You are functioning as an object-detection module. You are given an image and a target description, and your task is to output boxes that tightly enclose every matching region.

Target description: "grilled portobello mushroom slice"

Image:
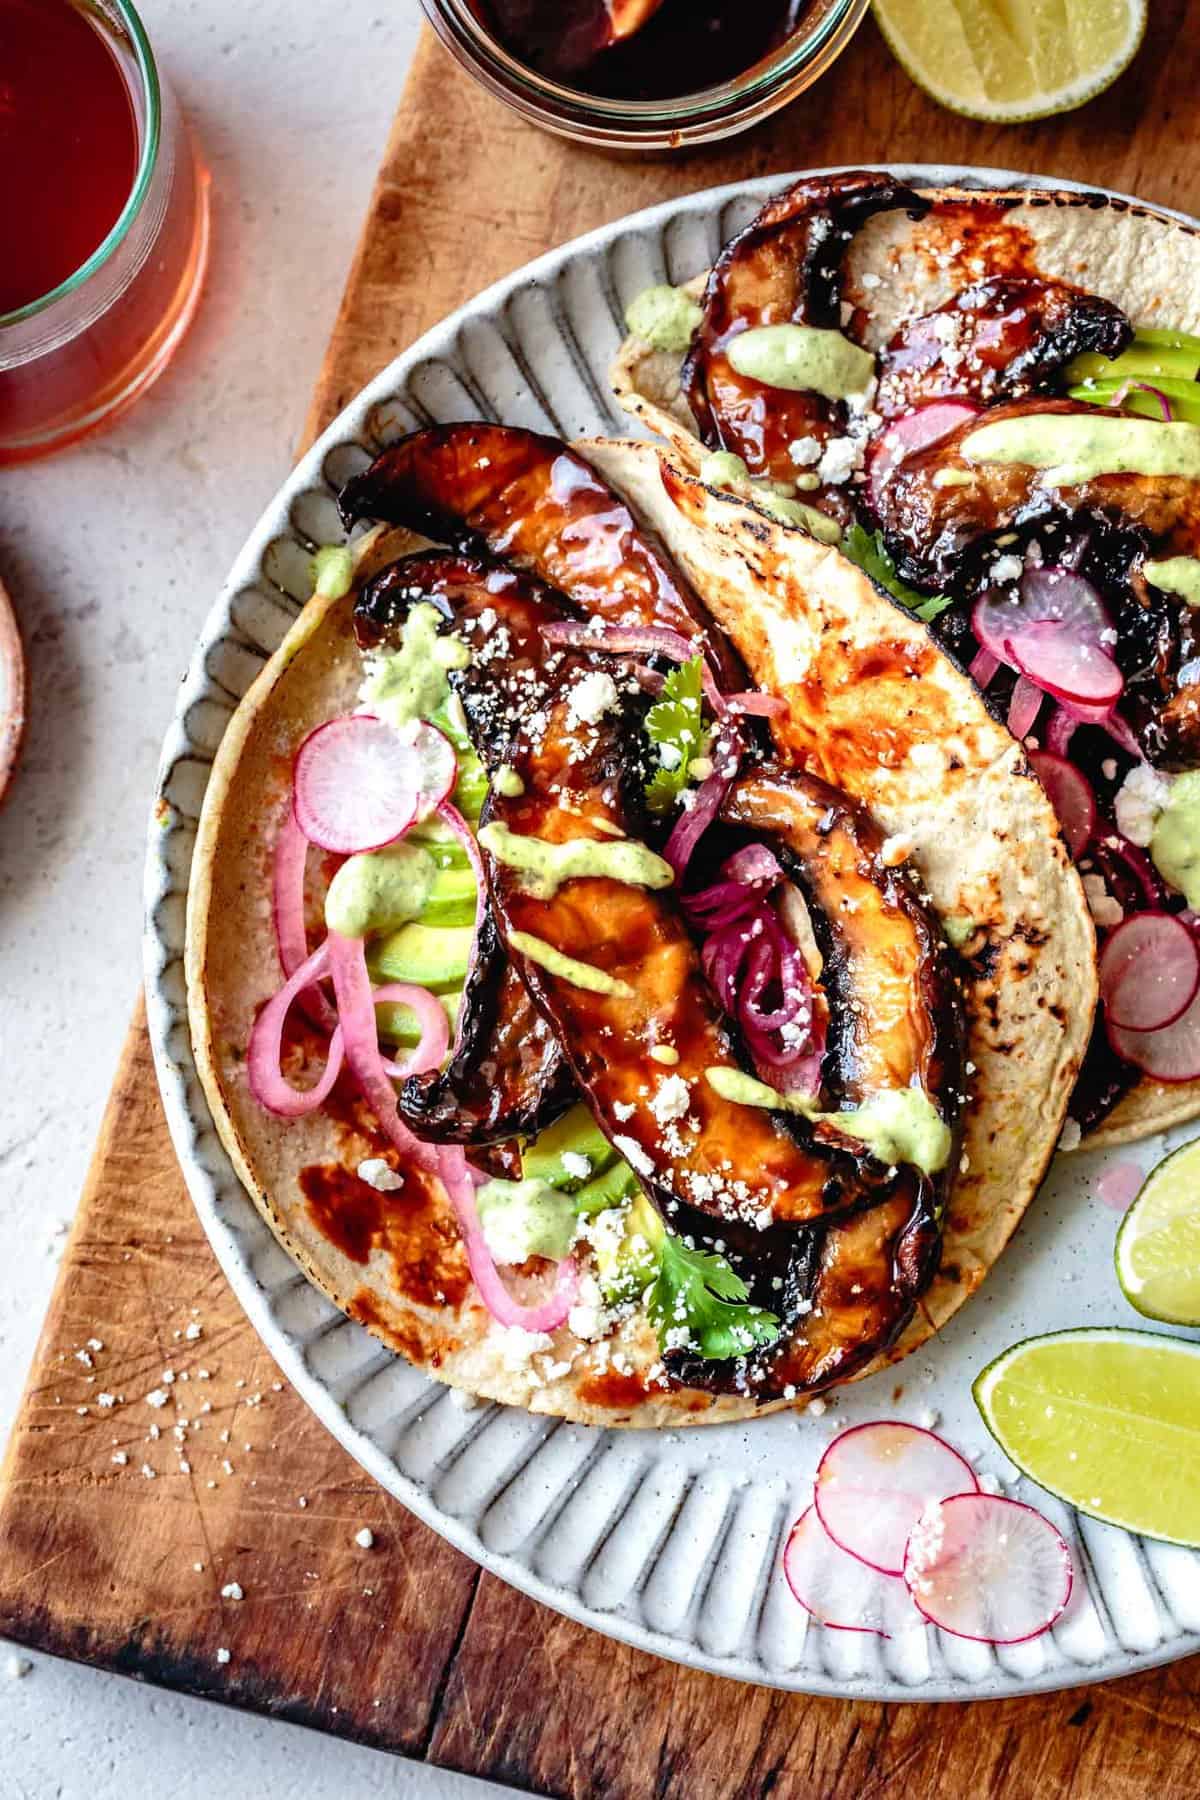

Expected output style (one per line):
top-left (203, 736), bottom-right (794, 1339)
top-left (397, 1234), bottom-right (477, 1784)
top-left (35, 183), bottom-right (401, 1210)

top-left (355, 553), bottom-right (576, 1146)
top-left (875, 278), bottom-right (1131, 421)
top-left (680, 171), bottom-right (929, 491)
top-left (339, 421), bottom-right (744, 688)
top-left (873, 396), bottom-right (1200, 589)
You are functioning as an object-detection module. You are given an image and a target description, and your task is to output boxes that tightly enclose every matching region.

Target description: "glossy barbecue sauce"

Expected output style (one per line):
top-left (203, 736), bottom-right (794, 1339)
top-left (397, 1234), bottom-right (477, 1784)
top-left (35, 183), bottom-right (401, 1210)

top-left (475, 0), bottom-right (811, 101)
top-left (0, 0), bottom-right (139, 315)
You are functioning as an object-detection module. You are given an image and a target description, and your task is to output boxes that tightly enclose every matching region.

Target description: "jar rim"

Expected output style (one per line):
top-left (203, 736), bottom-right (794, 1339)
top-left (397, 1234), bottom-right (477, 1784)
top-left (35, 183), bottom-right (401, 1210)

top-left (0, 0), bottom-right (161, 329)
top-left (418, 0), bottom-right (869, 144)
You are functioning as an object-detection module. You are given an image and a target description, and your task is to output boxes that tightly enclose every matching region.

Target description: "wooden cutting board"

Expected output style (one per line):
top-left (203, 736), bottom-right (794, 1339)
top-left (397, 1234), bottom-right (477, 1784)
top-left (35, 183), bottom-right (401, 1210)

top-left (4, 17), bottom-right (1200, 1795)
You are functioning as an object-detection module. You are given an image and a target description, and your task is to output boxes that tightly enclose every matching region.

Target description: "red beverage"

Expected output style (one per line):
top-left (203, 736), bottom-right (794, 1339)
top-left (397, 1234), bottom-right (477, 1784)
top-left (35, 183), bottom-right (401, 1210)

top-left (0, 0), bottom-right (140, 314)
top-left (0, 0), bottom-right (210, 463)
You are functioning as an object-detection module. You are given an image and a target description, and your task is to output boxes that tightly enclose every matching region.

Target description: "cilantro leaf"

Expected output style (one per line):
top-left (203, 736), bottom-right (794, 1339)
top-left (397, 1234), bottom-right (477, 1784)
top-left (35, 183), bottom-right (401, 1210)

top-left (647, 1233), bottom-right (780, 1362)
top-left (841, 523), bottom-right (953, 625)
top-left (644, 655), bottom-right (705, 813)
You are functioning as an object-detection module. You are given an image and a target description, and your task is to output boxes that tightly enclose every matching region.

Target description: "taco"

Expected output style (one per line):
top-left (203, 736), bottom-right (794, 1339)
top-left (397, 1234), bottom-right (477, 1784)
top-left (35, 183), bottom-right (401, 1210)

top-left (186, 422), bottom-right (1092, 1425)
top-left (614, 169), bottom-right (1200, 1148)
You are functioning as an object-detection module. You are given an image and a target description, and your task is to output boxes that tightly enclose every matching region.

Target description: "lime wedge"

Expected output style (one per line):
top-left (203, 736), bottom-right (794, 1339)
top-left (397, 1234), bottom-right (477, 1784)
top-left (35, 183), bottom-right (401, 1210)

top-left (975, 1328), bottom-right (1200, 1545)
top-left (1116, 1141), bottom-right (1200, 1325)
top-left (872, 0), bottom-right (1146, 122)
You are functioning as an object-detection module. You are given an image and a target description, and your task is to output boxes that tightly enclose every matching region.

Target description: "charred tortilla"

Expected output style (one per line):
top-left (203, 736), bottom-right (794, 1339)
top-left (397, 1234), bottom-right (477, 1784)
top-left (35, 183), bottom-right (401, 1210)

top-left (613, 175), bottom-right (1200, 1149)
top-left (187, 439), bottom-right (1092, 1425)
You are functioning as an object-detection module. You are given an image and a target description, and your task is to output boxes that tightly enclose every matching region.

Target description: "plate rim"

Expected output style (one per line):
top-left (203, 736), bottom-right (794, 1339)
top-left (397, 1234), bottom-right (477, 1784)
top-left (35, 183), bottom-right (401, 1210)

top-left (144, 161), bottom-right (1200, 1703)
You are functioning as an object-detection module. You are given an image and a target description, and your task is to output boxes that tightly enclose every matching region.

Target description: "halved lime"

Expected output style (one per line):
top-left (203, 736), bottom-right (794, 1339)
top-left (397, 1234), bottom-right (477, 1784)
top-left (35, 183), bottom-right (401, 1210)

top-left (1116, 1141), bottom-right (1200, 1325)
top-left (872, 0), bottom-right (1147, 123)
top-left (974, 1328), bottom-right (1200, 1546)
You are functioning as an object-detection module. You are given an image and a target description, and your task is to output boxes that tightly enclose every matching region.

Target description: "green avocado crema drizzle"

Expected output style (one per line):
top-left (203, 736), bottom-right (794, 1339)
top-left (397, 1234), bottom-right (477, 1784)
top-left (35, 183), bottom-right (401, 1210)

top-left (703, 1069), bottom-right (952, 1176)
top-left (475, 1177), bottom-right (577, 1265)
top-left (359, 601), bottom-right (469, 732)
top-left (697, 449), bottom-right (842, 545)
top-left (478, 821), bottom-right (674, 900)
top-left (726, 324), bottom-right (876, 401)
top-left (625, 284), bottom-right (703, 353)
top-left (961, 415), bottom-right (1200, 486)
top-left (1145, 557), bottom-right (1200, 607)
top-left (325, 842), bottom-right (435, 938)
top-left (1151, 771), bottom-right (1200, 909)
top-left (508, 931), bottom-right (633, 999)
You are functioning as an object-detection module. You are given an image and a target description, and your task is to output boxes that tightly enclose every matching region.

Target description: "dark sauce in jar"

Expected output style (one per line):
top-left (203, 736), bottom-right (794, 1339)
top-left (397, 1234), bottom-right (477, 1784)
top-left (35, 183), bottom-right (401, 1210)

top-left (474, 0), bottom-right (811, 101)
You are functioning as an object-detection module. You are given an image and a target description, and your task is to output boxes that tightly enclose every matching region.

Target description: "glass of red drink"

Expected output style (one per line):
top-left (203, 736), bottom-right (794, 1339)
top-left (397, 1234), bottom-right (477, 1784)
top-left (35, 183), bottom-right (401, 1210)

top-left (0, 0), bottom-right (211, 464)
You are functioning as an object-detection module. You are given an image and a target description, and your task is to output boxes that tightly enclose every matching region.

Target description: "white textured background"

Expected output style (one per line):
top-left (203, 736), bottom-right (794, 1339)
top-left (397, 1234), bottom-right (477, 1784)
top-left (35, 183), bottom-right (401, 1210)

top-left (0, 3), bottom-right (516, 1794)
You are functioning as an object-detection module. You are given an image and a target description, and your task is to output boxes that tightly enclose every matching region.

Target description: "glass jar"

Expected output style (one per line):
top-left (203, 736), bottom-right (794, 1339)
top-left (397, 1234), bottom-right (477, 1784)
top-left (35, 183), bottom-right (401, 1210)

top-left (0, 0), bottom-right (211, 465)
top-left (418, 0), bottom-right (869, 150)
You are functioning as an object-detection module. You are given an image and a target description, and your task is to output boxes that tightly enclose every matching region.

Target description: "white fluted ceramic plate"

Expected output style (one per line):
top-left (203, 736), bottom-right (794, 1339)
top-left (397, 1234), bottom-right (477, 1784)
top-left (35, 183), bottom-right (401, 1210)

top-left (146, 166), bottom-right (1200, 1700)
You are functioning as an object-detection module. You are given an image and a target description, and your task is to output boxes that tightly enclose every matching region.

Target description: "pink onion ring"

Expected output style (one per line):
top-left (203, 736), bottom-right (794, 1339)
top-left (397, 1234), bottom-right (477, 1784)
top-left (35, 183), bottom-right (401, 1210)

top-left (1109, 379), bottom-right (1174, 423)
top-left (435, 799), bottom-right (487, 1061)
top-left (538, 619), bottom-right (729, 718)
top-left (440, 1147), bottom-right (579, 1333)
top-left (370, 981), bottom-right (451, 1076)
top-left (1044, 706), bottom-right (1079, 757)
top-left (727, 690), bottom-right (787, 717)
top-left (272, 805), bottom-right (337, 1030)
top-left (968, 646), bottom-right (999, 688)
top-left (1006, 674), bottom-right (1043, 740)
top-left (247, 941), bottom-right (346, 1118)
top-left (326, 931), bottom-right (441, 1176)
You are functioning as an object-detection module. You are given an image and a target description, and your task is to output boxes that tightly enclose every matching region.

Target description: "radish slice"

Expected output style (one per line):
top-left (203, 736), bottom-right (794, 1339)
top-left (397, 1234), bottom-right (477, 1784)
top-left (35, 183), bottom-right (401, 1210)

top-left (783, 1506), bottom-right (920, 1637)
top-left (1096, 1159), bottom-right (1144, 1211)
top-left (1100, 911), bottom-right (1200, 1033)
top-left (902, 1494), bottom-right (1073, 1645)
top-left (1028, 751), bottom-right (1096, 860)
top-left (1108, 975), bottom-right (1200, 1081)
top-left (866, 402), bottom-right (980, 512)
top-left (293, 714), bottom-right (420, 854)
top-left (813, 1421), bottom-right (979, 1576)
top-left (1006, 674), bottom-right (1043, 740)
top-left (1018, 566), bottom-right (1111, 640)
top-left (1005, 620), bottom-right (1123, 707)
top-left (400, 720), bottom-right (458, 820)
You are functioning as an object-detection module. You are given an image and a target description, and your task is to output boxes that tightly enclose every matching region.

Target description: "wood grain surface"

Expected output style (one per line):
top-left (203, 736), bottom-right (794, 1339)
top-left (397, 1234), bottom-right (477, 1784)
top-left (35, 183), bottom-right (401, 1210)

top-left (4, 14), bottom-right (1200, 1795)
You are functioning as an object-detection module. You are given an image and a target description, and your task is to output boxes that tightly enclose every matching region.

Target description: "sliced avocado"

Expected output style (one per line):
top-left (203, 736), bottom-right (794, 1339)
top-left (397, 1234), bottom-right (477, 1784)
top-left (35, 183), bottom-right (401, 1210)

top-left (368, 923), bottom-right (474, 992)
top-left (1069, 341), bottom-right (1200, 385)
top-left (594, 1189), bottom-right (663, 1305)
top-left (453, 760), bottom-right (488, 820)
top-left (1068, 374), bottom-right (1200, 424)
top-left (422, 864), bottom-right (478, 927)
top-left (375, 988), bottom-right (461, 1048)
top-left (574, 1158), bottom-right (640, 1218)
top-left (522, 1102), bottom-right (615, 1190)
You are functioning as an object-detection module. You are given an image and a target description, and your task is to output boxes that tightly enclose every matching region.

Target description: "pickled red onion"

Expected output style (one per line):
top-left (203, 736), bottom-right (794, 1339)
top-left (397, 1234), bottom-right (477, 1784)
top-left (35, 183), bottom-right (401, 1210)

top-left (442, 1155), bottom-right (579, 1334)
top-left (272, 805), bottom-right (337, 1030)
top-left (247, 942), bottom-right (346, 1118)
top-left (538, 619), bottom-right (729, 716)
top-left (1006, 674), bottom-right (1043, 740)
top-left (436, 799), bottom-right (487, 1060)
top-left (326, 931), bottom-right (441, 1176)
